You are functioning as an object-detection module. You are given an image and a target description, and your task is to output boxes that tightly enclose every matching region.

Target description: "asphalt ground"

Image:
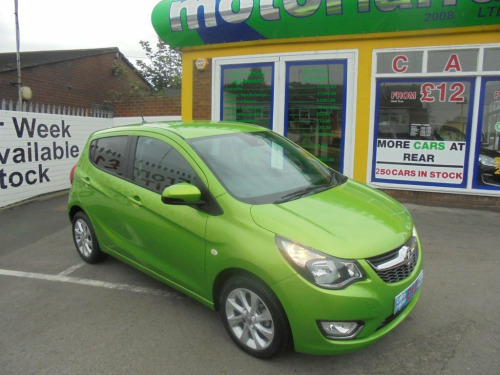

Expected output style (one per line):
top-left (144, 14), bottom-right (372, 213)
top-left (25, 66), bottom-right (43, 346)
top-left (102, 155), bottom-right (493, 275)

top-left (0, 192), bottom-right (499, 375)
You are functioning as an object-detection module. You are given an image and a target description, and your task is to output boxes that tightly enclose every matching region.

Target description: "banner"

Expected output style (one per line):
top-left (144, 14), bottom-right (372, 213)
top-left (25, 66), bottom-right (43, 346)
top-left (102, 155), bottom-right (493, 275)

top-left (152, 0), bottom-right (500, 48)
top-left (0, 111), bottom-right (112, 207)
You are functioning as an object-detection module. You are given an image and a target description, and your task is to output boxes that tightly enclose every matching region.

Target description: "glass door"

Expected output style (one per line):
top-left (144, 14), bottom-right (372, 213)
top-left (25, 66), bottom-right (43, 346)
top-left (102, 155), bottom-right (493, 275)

top-left (215, 52), bottom-right (355, 174)
top-left (285, 60), bottom-right (347, 171)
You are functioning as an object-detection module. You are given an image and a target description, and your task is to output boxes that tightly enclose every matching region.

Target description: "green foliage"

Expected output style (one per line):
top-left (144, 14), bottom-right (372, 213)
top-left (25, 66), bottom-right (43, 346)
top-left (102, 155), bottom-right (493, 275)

top-left (136, 38), bottom-right (182, 93)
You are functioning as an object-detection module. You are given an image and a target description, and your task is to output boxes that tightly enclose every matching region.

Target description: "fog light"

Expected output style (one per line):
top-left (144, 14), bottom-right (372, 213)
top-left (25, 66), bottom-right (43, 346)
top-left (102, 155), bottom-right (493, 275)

top-left (318, 321), bottom-right (364, 340)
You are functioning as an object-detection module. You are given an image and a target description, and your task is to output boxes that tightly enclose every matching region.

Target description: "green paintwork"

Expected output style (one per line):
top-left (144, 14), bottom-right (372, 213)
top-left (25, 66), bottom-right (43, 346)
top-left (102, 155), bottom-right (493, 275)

top-left (151, 0), bottom-right (500, 49)
top-left (251, 179), bottom-right (412, 259)
top-left (68, 120), bottom-right (423, 355)
top-left (162, 182), bottom-right (202, 203)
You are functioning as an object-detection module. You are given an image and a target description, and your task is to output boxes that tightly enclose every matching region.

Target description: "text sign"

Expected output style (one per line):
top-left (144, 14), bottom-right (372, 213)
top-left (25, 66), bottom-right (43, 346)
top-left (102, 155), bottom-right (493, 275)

top-left (0, 111), bottom-right (113, 208)
top-left (152, 0), bottom-right (500, 48)
top-left (375, 139), bottom-right (466, 185)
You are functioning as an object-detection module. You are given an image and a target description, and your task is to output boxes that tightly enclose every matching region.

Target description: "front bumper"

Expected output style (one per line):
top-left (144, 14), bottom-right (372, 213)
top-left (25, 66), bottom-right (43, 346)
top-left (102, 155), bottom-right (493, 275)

top-left (272, 253), bottom-right (423, 355)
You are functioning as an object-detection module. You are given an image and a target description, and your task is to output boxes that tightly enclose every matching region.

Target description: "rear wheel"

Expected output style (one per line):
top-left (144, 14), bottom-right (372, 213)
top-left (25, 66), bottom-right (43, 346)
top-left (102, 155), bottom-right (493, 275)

top-left (219, 275), bottom-right (290, 358)
top-left (72, 211), bottom-right (106, 264)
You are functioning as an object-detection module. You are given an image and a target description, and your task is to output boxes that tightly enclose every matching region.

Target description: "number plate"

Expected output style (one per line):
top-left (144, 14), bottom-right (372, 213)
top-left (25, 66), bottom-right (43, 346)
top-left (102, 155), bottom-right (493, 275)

top-left (394, 270), bottom-right (423, 314)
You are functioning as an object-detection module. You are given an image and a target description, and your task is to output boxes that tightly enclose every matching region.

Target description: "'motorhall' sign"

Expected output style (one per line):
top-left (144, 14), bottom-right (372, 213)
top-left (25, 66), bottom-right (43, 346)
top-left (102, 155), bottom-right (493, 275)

top-left (151, 0), bottom-right (500, 49)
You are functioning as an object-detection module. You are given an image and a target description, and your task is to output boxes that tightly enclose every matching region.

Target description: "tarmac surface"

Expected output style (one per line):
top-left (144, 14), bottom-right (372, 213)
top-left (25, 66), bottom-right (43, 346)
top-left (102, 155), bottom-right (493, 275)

top-left (0, 192), bottom-right (499, 375)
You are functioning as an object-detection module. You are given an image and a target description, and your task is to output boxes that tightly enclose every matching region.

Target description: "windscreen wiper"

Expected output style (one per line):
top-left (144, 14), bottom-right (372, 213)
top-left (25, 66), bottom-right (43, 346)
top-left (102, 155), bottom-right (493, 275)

top-left (273, 184), bottom-right (330, 204)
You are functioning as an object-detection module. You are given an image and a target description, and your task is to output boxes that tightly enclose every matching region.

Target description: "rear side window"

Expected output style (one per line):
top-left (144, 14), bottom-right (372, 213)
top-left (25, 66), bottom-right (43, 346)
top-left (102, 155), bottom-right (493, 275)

top-left (89, 136), bottom-right (129, 177)
top-left (133, 137), bottom-right (198, 193)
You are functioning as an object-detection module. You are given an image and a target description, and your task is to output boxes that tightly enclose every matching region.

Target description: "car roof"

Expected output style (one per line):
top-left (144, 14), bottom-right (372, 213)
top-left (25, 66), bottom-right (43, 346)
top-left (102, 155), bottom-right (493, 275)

top-left (95, 121), bottom-right (269, 140)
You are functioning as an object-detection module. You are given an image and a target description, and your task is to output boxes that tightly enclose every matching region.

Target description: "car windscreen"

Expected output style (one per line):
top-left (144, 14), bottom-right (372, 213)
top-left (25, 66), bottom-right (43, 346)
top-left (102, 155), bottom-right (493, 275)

top-left (188, 131), bottom-right (347, 204)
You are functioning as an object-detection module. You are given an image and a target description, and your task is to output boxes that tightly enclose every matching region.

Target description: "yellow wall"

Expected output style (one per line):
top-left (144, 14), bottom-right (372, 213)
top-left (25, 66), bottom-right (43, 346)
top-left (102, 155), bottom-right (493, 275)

top-left (180, 26), bottom-right (500, 182)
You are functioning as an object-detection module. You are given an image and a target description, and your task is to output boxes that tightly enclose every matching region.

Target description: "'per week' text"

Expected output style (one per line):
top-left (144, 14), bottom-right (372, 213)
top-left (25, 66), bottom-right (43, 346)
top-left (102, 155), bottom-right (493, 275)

top-left (0, 117), bottom-right (80, 190)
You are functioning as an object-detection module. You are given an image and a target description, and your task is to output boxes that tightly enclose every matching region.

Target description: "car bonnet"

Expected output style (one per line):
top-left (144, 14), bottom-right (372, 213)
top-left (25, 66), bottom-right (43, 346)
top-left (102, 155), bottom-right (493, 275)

top-left (250, 179), bottom-right (413, 259)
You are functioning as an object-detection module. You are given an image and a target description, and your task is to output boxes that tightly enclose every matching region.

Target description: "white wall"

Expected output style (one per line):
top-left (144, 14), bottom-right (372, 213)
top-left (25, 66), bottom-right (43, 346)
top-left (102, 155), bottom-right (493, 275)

top-left (0, 111), bottom-right (180, 208)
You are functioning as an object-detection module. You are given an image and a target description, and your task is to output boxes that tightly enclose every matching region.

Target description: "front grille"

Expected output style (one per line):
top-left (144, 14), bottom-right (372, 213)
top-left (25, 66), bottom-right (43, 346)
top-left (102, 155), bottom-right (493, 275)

top-left (367, 237), bottom-right (419, 283)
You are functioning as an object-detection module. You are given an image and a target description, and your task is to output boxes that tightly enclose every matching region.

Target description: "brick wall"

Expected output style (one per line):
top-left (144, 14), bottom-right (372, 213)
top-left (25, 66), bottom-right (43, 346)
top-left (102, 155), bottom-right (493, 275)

top-left (192, 59), bottom-right (212, 120)
top-left (113, 96), bottom-right (181, 117)
top-left (383, 189), bottom-right (500, 211)
top-left (0, 52), bottom-right (150, 110)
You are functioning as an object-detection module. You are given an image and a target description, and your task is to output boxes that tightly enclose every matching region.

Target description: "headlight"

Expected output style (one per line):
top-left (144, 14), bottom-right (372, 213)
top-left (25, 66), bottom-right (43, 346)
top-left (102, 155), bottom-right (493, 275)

top-left (479, 154), bottom-right (495, 167)
top-left (276, 236), bottom-right (364, 289)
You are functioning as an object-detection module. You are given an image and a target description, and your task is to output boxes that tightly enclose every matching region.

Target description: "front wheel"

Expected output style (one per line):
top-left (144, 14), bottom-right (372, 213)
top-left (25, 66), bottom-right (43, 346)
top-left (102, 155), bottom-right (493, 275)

top-left (72, 211), bottom-right (106, 264)
top-left (219, 275), bottom-right (290, 359)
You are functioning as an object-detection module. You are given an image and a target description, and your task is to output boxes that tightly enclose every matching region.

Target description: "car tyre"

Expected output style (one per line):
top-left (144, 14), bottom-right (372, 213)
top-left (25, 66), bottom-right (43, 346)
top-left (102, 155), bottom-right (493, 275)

top-left (72, 211), bottom-right (106, 264)
top-left (219, 275), bottom-right (290, 359)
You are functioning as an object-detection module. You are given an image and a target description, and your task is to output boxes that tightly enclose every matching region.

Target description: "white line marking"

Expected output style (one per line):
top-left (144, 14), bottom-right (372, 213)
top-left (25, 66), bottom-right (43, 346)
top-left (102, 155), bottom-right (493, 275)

top-left (58, 262), bottom-right (85, 276)
top-left (0, 268), bottom-right (179, 297)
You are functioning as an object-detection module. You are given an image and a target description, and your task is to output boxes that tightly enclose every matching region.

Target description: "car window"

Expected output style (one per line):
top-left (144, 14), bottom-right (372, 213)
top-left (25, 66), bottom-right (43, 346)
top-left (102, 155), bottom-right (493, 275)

top-left (89, 136), bottom-right (129, 177)
top-left (133, 136), bottom-right (199, 193)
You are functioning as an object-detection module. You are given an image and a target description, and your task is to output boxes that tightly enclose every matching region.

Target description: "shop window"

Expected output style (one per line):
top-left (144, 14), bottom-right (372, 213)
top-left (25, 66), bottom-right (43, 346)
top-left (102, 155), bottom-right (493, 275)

top-left (483, 48), bottom-right (500, 72)
top-left (372, 45), bottom-right (500, 195)
top-left (285, 60), bottom-right (346, 171)
top-left (427, 49), bottom-right (478, 73)
top-left (473, 78), bottom-right (500, 190)
top-left (221, 63), bottom-right (274, 128)
top-left (376, 51), bottom-right (423, 74)
top-left (372, 78), bottom-right (474, 188)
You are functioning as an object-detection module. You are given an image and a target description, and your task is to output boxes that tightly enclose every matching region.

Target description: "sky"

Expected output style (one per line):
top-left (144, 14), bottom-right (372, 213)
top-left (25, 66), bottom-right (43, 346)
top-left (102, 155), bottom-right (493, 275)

top-left (0, 0), bottom-right (163, 64)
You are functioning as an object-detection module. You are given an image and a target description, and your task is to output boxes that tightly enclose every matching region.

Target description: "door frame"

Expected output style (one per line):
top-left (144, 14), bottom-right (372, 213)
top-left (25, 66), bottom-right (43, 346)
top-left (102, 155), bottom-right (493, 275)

top-left (212, 50), bottom-right (358, 176)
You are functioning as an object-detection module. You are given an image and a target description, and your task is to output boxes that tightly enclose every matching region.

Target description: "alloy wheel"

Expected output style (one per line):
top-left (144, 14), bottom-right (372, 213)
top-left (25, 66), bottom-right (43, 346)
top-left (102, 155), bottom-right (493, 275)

top-left (225, 287), bottom-right (275, 351)
top-left (74, 218), bottom-right (93, 258)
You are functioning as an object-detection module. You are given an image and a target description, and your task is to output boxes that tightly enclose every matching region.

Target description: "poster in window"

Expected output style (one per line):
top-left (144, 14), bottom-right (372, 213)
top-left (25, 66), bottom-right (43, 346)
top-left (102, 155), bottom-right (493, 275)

top-left (221, 64), bottom-right (274, 129)
top-left (285, 61), bottom-right (346, 171)
top-left (372, 78), bottom-right (474, 188)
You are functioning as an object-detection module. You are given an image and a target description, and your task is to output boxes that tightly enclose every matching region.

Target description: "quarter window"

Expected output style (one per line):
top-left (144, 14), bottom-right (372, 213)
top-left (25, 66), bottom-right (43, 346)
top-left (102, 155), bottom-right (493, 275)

top-left (89, 136), bottom-right (129, 177)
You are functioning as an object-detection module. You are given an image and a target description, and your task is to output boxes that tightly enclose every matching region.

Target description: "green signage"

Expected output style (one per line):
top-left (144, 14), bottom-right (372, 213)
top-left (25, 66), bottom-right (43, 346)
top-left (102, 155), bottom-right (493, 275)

top-left (152, 0), bottom-right (500, 49)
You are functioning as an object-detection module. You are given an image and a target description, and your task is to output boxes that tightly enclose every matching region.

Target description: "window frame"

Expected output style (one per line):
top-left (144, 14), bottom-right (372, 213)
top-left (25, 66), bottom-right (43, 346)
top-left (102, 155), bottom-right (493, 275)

top-left (369, 44), bottom-right (500, 196)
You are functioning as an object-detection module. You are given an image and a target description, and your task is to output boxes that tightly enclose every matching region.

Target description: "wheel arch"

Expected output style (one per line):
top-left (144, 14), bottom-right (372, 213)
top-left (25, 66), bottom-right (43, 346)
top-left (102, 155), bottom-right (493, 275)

top-left (68, 204), bottom-right (84, 221)
top-left (212, 268), bottom-right (286, 315)
top-left (214, 267), bottom-right (294, 357)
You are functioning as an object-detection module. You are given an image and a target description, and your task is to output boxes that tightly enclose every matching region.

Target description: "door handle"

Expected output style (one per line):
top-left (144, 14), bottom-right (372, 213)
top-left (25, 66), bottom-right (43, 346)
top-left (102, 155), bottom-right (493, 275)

top-left (82, 176), bottom-right (91, 185)
top-left (127, 195), bottom-right (143, 206)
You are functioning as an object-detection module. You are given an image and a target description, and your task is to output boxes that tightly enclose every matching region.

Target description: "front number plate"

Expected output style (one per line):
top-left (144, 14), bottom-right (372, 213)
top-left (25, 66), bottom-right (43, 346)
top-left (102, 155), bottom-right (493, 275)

top-left (394, 270), bottom-right (423, 314)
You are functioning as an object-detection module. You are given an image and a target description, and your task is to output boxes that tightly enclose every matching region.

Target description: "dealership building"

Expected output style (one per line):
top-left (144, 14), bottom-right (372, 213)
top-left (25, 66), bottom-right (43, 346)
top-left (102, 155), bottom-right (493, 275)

top-left (151, 0), bottom-right (500, 209)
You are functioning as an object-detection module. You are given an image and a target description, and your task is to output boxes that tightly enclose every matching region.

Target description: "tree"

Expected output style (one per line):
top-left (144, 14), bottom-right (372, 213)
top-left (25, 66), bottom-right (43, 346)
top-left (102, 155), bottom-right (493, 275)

top-left (136, 38), bottom-right (182, 93)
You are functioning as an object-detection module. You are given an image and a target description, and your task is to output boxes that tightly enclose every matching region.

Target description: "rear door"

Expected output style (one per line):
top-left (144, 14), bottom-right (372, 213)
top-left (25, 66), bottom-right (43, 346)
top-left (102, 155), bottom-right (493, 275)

top-left (79, 134), bottom-right (139, 259)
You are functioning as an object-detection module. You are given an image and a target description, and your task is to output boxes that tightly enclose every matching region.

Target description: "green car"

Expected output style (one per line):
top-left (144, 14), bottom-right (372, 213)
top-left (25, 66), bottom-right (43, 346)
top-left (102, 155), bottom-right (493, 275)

top-left (68, 121), bottom-right (423, 358)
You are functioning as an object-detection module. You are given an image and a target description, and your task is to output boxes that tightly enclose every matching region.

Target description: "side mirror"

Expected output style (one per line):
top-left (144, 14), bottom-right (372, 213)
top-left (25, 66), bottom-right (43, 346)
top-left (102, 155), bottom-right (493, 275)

top-left (161, 183), bottom-right (203, 205)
